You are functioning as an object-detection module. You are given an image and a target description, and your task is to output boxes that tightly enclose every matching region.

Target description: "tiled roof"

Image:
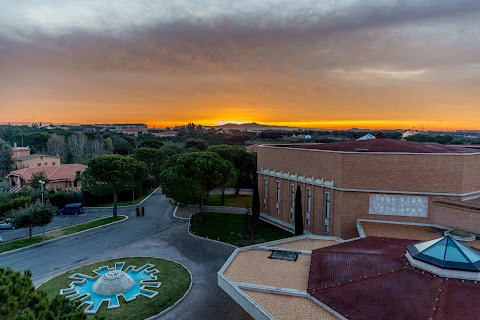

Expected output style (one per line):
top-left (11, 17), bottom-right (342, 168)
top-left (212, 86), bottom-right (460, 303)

top-left (308, 237), bottom-right (480, 320)
top-left (7, 164), bottom-right (87, 182)
top-left (273, 140), bottom-right (478, 154)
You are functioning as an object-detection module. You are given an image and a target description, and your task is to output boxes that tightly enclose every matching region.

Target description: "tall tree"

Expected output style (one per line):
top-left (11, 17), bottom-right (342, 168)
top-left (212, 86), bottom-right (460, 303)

top-left (29, 171), bottom-right (49, 189)
top-left (133, 147), bottom-right (169, 177)
top-left (0, 138), bottom-right (14, 177)
top-left (139, 139), bottom-right (164, 149)
top-left (67, 133), bottom-right (88, 163)
top-left (160, 152), bottom-right (235, 224)
top-left (185, 139), bottom-right (209, 151)
top-left (0, 267), bottom-right (89, 320)
top-left (207, 145), bottom-right (255, 200)
top-left (252, 179), bottom-right (260, 221)
top-left (82, 155), bottom-right (147, 218)
top-left (46, 134), bottom-right (67, 162)
top-left (9, 200), bottom-right (55, 239)
top-left (294, 185), bottom-right (304, 235)
top-left (88, 138), bottom-right (107, 158)
top-left (105, 137), bottom-right (114, 154)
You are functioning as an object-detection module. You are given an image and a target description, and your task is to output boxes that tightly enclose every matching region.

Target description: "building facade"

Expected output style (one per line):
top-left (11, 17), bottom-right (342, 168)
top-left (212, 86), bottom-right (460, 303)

top-left (257, 140), bottom-right (480, 239)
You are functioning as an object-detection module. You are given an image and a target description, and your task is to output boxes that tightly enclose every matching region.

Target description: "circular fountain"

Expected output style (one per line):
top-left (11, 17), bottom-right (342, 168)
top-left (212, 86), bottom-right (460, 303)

top-left (92, 270), bottom-right (135, 295)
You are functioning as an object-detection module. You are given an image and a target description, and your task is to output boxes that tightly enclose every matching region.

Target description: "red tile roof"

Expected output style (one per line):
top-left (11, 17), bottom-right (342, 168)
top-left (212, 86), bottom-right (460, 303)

top-left (7, 164), bottom-right (87, 182)
top-left (274, 140), bottom-right (478, 154)
top-left (308, 237), bottom-right (480, 320)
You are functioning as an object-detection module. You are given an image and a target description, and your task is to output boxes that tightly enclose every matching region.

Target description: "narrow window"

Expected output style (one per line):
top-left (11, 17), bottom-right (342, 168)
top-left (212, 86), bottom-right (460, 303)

top-left (290, 184), bottom-right (295, 220)
top-left (325, 192), bottom-right (331, 233)
top-left (276, 181), bottom-right (281, 215)
top-left (306, 188), bottom-right (311, 226)
top-left (263, 178), bottom-right (268, 210)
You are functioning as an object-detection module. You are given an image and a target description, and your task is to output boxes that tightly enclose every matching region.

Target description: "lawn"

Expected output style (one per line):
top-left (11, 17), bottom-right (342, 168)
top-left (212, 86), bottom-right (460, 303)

top-left (90, 193), bottom-right (150, 207)
top-left (190, 212), bottom-right (293, 246)
top-left (0, 216), bottom-right (125, 254)
top-left (204, 193), bottom-right (253, 208)
top-left (38, 257), bottom-right (191, 320)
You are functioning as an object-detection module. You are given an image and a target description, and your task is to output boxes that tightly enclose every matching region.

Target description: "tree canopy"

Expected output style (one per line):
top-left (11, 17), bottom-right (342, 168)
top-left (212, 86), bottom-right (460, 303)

top-left (9, 200), bottom-right (55, 238)
top-left (0, 267), bottom-right (90, 320)
top-left (82, 155), bottom-right (147, 218)
top-left (139, 139), bottom-right (164, 149)
top-left (29, 171), bottom-right (49, 190)
top-left (0, 138), bottom-right (13, 177)
top-left (207, 145), bottom-right (255, 195)
top-left (133, 147), bottom-right (169, 177)
top-left (160, 152), bottom-right (236, 223)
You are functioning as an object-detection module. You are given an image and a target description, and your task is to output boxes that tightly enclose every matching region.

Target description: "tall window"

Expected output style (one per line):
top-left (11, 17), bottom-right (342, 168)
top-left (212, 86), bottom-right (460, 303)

top-left (306, 188), bottom-right (311, 226)
top-left (276, 181), bottom-right (281, 215)
top-left (263, 178), bottom-right (268, 210)
top-left (290, 184), bottom-right (295, 220)
top-left (325, 192), bottom-right (331, 233)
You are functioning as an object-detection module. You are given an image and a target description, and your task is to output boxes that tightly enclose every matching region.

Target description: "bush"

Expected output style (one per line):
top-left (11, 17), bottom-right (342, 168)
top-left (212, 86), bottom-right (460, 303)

top-left (0, 195), bottom-right (30, 216)
top-left (48, 192), bottom-right (83, 208)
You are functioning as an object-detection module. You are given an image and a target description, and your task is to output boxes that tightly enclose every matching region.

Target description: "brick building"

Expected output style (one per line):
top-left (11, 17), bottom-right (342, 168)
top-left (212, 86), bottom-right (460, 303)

top-left (257, 139), bottom-right (480, 239)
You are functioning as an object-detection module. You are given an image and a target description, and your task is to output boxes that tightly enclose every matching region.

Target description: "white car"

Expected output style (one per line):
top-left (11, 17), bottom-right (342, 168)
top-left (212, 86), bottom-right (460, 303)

top-left (0, 219), bottom-right (15, 229)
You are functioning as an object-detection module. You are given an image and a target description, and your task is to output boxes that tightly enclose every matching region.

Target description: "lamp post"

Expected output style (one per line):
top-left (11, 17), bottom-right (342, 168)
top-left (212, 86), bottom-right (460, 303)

top-left (39, 180), bottom-right (45, 204)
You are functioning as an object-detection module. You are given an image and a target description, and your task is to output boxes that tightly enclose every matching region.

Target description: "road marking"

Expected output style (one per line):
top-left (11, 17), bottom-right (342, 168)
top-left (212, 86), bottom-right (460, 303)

top-left (64, 217), bottom-right (69, 220)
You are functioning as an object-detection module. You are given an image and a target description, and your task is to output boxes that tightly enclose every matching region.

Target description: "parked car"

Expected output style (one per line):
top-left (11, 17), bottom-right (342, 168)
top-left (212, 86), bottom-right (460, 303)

top-left (57, 203), bottom-right (84, 215)
top-left (0, 218), bottom-right (15, 229)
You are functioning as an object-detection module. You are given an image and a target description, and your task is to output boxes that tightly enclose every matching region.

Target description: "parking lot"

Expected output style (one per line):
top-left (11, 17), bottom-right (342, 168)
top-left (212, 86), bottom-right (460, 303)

top-left (0, 206), bottom-right (135, 243)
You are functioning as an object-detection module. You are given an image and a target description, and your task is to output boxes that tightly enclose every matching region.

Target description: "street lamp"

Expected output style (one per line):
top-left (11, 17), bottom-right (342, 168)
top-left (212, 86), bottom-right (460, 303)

top-left (39, 180), bottom-right (46, 204)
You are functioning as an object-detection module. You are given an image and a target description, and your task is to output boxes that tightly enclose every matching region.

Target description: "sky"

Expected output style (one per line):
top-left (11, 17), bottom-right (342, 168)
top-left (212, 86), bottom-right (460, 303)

top-left (0, 0), bottom-right (479, 130)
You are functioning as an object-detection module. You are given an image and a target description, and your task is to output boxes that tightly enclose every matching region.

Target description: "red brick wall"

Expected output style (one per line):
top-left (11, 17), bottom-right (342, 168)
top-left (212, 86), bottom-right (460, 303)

top-left (432, 203), bottom-right (480, 234)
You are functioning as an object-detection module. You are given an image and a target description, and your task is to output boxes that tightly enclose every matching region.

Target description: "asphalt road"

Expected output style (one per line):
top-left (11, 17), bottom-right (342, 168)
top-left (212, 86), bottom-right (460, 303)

top-left (0, 206), bottom-right (133, 242)
top-left (0, 188), bottom-right (252, 320)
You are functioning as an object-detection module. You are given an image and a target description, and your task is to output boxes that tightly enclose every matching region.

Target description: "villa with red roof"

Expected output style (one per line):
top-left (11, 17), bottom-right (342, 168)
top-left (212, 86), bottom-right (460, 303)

top-left (6, 164), bottom-right (87, 193)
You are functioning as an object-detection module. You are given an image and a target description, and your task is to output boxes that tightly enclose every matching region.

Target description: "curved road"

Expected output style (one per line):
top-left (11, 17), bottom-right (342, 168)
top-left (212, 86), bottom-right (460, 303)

top-left (0, 189), bottom-right (251, 320)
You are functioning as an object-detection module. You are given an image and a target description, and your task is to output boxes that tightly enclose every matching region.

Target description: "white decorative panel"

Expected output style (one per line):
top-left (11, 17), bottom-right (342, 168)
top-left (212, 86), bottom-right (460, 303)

top-left (369, 194), bottom-right (428, 217)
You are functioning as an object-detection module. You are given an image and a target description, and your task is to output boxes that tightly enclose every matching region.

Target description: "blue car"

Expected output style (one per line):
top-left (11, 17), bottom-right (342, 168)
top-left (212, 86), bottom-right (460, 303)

top-left (57, 203), bottom-right (84, 215)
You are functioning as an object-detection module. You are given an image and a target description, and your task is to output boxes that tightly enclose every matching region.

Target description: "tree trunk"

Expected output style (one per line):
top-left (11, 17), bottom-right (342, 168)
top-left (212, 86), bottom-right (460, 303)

top-left (234, 186), bottom-right (241, 196)
top-left (199, 198), bottom-right (205, 224)
top-left (113, 192), bottom-right (118, 219)
top-left (221, 189), bottom-right (225, 206)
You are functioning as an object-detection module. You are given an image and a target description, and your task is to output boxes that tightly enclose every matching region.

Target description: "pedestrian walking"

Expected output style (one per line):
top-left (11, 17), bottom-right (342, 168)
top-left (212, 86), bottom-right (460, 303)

top-left (136, 206), bottom-right (140, 216)
top-left (141, 206), bottom-right (145, 216)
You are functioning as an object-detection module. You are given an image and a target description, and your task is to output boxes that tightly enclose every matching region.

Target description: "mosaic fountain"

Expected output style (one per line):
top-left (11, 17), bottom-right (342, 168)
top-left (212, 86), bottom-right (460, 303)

top-left (60, 262), bottom-right (161, 314)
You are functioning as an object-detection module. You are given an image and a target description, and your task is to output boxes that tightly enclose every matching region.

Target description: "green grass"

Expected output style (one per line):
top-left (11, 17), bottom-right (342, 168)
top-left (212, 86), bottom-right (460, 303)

top-left (0, 216), bottom-right (125, 254)
top-left (90, 193), bottom-right (150, 207)
top-left (204, 193), bottom-right (253, 208)
top-left (191, 212), bottom-right (293, 246)
top-left (38, 257), bottom-right (191, 320)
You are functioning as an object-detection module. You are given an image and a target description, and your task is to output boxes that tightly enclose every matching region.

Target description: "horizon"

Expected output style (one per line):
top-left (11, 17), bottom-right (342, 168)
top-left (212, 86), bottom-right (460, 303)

top-left (1, 1), bottom-right (480, 130)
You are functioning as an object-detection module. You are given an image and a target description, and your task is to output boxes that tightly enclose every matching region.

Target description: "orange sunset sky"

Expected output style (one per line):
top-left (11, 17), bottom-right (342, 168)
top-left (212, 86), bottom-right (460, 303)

top-left (0, 1), bottom-right (479, 130)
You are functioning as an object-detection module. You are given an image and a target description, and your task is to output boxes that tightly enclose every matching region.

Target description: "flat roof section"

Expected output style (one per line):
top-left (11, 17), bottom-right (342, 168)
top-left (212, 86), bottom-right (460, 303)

top-left (242, 290), bottom-right (336, 320)
top-left (267, 239), bottom-right (339, 251)
top-left (223, 249), bottom-right (311, 290)
top-left (269, 139), bottom-right (478, 154)
top-left (360, 220), bottom-right (480, 250)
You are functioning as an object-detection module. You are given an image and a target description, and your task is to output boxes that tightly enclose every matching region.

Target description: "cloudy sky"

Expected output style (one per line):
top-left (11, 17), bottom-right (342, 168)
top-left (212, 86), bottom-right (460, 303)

top-left (1, 0), bottom-right (479, 129)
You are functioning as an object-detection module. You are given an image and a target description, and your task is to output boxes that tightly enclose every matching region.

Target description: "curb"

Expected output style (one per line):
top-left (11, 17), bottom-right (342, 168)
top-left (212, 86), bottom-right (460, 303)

top-left (187, 214), bottom-right (237, 249)
top-left (0, 215), bottom-right (129, 257)
top-left (33, 222), bottom-right (188, 287)
top-left (36, 255), bottom-right (194, 320)
top-left (172, 205), bottom-right (189, 220)
top-left (84, 187), bottom-right (161, 209)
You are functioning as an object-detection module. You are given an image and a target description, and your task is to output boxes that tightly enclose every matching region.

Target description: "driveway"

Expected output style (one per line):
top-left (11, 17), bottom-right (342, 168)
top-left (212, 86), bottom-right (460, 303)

top-left (0, 188), bottom-right (252, 319)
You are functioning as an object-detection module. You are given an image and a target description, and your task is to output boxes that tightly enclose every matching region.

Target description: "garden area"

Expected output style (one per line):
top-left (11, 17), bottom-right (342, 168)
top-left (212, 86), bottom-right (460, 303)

top-left (204, 193), bottom-right (253, 208)
top-left (38, 257), bottom-right (191, 320)
top-left (190, 212), bottom-right (293, 246)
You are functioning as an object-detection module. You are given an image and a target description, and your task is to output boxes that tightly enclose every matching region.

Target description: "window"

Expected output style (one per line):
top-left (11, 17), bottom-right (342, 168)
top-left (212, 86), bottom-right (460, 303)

top-left (37, 163), bottom-right (41, 166)
top-left (276, 181), bottom-right (280, 215)
top-left (306, 188), bottom-right (311, 226)
top-left (325, 192), bottom-right (331, 233)
top-left (263, 178), bottom-right (268, 210)
top-left (52, 162), bottom-right (56, 165)
top-left (290, 184), bottom-right (295, 220)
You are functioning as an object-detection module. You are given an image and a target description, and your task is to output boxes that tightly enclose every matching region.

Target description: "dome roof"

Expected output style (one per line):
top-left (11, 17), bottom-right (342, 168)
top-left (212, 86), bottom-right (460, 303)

top-left (92, 270), bottom-right (135, 295)
top-left (407, 236), bottom-right (480, 272)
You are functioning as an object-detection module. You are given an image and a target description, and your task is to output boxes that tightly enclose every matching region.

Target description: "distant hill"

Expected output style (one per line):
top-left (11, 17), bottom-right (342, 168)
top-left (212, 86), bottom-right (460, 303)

top-left (213, 122), bottom-right (304, 131)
